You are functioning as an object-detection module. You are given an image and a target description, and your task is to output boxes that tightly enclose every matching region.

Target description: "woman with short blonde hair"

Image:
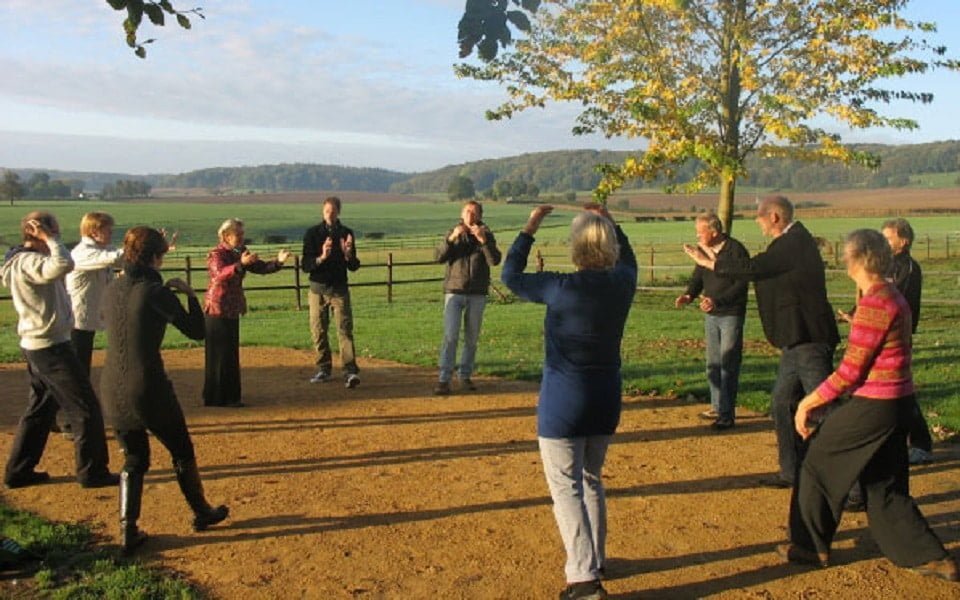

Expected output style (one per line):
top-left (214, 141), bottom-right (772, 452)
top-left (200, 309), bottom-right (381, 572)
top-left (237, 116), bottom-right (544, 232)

top-left (502, 204), bottom-right (637, 599)
top-left (570, 212), bottom-right (619, 271)
top-left (67, 212), bottom-right (123, 378)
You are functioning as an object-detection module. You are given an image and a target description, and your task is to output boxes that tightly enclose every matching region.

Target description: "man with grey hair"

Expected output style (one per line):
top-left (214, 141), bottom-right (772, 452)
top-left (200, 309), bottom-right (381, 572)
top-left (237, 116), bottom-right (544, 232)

top-left (684, 196), bottom-right (839, 488)
top-left (675, 212), bottom-right (750, 430)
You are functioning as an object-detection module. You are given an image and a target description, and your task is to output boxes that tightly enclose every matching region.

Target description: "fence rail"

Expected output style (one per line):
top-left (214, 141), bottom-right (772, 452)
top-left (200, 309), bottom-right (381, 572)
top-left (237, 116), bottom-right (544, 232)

top-left (2, 247), bottom-right (958, 307)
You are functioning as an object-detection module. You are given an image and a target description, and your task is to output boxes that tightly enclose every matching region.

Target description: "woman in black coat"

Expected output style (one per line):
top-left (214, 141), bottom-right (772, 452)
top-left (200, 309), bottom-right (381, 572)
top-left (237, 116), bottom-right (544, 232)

top-left (100, 226), bottom-right (229, 554)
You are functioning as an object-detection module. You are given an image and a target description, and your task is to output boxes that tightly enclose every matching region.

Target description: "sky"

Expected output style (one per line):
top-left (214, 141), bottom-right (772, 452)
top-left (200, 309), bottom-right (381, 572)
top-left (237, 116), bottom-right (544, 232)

top-left (0, 0), bottom-right (959, 175)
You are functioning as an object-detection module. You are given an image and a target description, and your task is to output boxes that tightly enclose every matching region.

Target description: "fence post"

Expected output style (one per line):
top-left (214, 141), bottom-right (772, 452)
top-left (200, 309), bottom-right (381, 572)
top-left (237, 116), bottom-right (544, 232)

top-left (536, 249), bottom-right (544, 273)
top-left (947, 235), bottom-right (951, 259)
top-left (184, 256), bottom-right (192, 289)
top-left (833, 240), bottom-right (840, 266)
top-left (387, 252), bottom-right (394, 304)
top-left (926, 235), bottom-right (931, 260)
top-left (294, 256), bottom-right (302, 311)
top-left (648, 246), bottom-right (655, 283)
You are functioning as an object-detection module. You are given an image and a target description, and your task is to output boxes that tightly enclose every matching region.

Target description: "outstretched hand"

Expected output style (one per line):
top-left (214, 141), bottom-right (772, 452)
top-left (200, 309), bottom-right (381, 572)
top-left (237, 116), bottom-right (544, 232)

top-left (523, 205), bottom-right (554, 236)
top-left (165, 277), bottom-right (195, 298)
top-left (582, 202), bottom-right (613, 223)
top-left (277, 249), bottom-right (291, 264)
top-left (160, 228), bottom-right (179, 252)
top-left (683, 243), bottom-right (717, 270)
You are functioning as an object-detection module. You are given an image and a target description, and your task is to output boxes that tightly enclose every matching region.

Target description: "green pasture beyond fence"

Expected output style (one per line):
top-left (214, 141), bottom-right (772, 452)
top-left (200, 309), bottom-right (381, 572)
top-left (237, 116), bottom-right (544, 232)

top-left (0, 203), bottom-right (958, 430)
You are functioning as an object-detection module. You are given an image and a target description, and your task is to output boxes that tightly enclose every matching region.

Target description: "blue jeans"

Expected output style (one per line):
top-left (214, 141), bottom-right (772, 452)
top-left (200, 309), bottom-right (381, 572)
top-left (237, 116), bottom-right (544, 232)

top-left (772, 342), bottom-right (835, 483)
top-left (438, 293), bottom-right (486, 383)
top-left (538, 436), bottom-right (610, 584)
top-left (704, 314), bottom-right (744, 422)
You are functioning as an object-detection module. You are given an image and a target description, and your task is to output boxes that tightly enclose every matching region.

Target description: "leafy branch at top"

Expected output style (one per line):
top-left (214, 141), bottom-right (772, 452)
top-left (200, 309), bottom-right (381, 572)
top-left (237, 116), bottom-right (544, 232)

top-left (105, 0), bottom-right (204, 58)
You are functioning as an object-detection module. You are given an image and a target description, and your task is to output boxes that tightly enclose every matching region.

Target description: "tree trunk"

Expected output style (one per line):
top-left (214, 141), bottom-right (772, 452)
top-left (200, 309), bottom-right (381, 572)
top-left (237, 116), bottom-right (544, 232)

top-left (718, 168), bottom-right (736, 234)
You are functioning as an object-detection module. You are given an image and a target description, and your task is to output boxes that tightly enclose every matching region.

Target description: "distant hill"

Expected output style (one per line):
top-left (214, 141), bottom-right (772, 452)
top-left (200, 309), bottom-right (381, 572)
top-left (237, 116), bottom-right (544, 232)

top-left (4, 140), bottom-right (959, 196)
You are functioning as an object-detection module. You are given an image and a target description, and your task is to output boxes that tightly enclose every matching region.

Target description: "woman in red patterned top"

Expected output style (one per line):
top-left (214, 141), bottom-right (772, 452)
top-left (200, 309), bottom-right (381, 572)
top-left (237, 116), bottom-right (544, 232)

top-left (777, 229), bottom-right (957, 582)
top-left (203, 219), bottom-right (290, 407)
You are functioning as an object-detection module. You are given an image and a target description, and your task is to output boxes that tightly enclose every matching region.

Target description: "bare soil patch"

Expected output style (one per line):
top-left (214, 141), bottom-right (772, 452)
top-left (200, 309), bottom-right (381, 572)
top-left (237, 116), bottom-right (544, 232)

top-left (620, 188), bottom-right (960, 216)
top-left (0, 347), bottom-right (957, 599)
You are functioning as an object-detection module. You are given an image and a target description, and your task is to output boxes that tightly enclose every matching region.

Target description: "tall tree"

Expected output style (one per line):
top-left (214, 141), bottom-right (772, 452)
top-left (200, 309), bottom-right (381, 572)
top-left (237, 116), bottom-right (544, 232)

top-left (1, 171), bottom-right (25, 206)
top-left (456, 0), bottom-right (959, 231)
top-left (448, 175), bottom-right (477, 201)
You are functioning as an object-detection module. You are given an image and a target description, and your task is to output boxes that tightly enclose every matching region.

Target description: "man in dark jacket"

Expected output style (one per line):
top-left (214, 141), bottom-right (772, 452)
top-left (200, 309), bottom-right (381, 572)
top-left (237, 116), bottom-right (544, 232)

top-left (434, 200), bottom-right (501, 395)
top-left (676, 212), bottom-right (750, 430)
top-left (685, 196), bottom-right (839, 487)
top-left (301, 196), bottom-right (361, 388)
top-left (881, 218), bottom-right (932, 464)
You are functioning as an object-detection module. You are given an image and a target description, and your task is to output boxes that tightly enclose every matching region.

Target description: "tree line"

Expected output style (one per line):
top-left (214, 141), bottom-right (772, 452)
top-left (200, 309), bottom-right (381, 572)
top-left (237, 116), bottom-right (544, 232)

top-left (2, 140), bottom-right (958, 202)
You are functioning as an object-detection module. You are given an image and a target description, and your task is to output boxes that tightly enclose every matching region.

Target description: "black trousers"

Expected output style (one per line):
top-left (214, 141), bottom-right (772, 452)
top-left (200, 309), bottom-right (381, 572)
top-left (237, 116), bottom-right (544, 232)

top-left (203, 316), bottom-right (241, 406)
top-left (54, 329), bottom-right (97, 433)
top-left (5, 342), bottom-right (112, 485)
top-left (70, 329), bottom-right (96, 377)
top-left (788, 395), bottom-right (948, 567)
top-left (907, 396), bottom-right (933, 452)
top-left (115, 403), bottom-right (195, 476)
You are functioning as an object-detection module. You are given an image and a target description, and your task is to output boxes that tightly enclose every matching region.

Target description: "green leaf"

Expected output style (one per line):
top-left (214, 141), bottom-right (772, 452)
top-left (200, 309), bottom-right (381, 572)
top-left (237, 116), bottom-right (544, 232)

top-left (106, 0), bottom-right (129, 10)
top-left (144, 4), bottom-right (164, 26)
top-left (176, 13), bottom-right (191, 29)
top-left (159, 0), bottom-right (175, 12)
top-left (519, 0), bottom-right (541, 12)
top-left (506, 11), bottom-right (531, 32)
top-left (126, 0), bottom-right (143, 28)
top-left (135, 46), bottom-right (147, 59)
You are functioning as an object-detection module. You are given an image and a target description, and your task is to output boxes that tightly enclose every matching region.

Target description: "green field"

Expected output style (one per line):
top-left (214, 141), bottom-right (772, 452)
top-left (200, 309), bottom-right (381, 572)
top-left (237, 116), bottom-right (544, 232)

top-left (0, 200), bottom-right (958, 432)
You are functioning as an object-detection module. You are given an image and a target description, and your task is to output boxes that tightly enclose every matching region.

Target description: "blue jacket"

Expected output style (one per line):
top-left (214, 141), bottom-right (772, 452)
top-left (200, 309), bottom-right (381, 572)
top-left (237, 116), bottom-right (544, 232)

top-left (502, 227), bottom-right (637, 438)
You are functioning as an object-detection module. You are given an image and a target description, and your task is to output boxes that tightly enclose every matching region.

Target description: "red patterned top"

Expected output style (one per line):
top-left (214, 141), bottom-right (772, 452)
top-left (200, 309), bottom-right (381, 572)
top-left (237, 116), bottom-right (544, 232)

top-left (816, 281), bottom-right (913, 402)
top-left (204, 244), bottom-right (282, 319)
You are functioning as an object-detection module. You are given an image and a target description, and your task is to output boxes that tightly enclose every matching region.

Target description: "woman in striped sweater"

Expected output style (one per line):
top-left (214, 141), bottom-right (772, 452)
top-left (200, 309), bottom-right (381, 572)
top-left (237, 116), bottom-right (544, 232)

top-left (777, 229), bottom-right (957, 582)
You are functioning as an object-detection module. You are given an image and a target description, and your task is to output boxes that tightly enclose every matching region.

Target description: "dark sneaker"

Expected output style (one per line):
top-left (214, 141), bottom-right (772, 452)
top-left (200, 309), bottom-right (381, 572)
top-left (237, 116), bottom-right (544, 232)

top-left (908, 447), bottom-right (934, 465)
top-left (80, 472), bottom-right (120, 489)
top-left (5, 471), bottom-right (51, 489)
top-left (776, 543), bottom-right (829, 568)
top-left (309, 369), bottom-right (331, 383)
top-left (909, 556), bottom-right (959, 582)
top-left (434, 381), bottom-right (451, 396)
top-left (711, 418), bottom-right (734, 430)
top-left (558, 579), bottom-right (607, 600)
top-left (461, 378), bottom-right (477, 391)
top-left (345, 373), bottom-right (360, 389)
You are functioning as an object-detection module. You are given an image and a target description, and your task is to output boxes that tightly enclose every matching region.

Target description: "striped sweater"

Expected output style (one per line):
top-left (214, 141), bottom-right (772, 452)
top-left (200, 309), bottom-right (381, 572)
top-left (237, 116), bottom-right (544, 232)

top-left (816, 281), bottom-right (913, 402)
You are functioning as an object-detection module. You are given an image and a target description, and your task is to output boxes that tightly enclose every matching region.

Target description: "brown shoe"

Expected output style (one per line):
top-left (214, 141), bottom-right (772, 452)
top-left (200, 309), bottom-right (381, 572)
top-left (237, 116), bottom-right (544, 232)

top-left (434, 381), bottom-right (451, 396)
top-left (909, 556), bottom-right (959, 582)
top-left (776, 543), bottom-right (829, 568)
top-left (699, 409), bottom-right (718, 420)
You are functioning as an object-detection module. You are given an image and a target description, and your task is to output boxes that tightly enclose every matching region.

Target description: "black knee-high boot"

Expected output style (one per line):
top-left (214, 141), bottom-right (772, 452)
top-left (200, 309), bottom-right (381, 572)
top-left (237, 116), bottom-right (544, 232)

top-left (120, 471), bottom-right (148, 554)
top-left (173, 458), bottom-right (229, 532)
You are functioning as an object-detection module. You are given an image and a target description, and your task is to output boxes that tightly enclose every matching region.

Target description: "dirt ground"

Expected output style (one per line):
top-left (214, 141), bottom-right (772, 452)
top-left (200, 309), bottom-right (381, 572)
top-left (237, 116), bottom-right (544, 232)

top-left (0, 347), bottom-right (957, 599)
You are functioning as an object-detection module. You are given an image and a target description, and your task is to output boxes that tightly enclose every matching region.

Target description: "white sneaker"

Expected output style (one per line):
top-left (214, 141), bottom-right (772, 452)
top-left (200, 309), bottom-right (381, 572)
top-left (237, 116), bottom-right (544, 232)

top-left (908, 447), bottom-right (934, 465)
top-left (345, 373), bottom-right (360, 389)
top-left (309, 369), bottom-right (331, 383)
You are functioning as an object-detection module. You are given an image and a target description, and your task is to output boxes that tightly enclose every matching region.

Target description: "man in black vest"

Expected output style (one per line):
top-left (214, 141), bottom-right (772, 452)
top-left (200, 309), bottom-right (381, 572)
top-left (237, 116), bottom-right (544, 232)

top-left (685, 196), bottom-right (839, 487)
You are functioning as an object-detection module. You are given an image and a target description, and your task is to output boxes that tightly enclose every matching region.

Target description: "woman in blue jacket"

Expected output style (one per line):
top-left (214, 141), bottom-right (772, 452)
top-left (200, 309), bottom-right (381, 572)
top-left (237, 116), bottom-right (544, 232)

top-left (502, 204), bottom-right (637, 600)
